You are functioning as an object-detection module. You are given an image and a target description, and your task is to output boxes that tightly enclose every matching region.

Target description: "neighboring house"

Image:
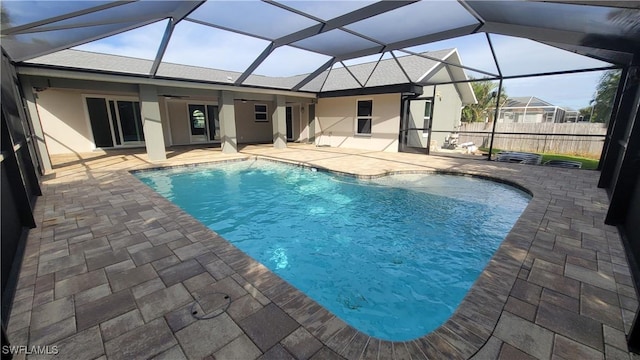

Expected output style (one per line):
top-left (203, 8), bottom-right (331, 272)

top-left (496, 96), bottom-right (576, 124)
top-left (17, 48), bottom-right (475, 164)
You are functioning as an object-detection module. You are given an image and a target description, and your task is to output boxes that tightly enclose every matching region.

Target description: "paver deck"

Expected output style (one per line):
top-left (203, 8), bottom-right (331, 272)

top-left (5, 144), bottom-right (638, 359)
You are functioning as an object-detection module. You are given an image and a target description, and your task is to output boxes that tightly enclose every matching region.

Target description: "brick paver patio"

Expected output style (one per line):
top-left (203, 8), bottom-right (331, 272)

top-left (5, 144), bottom-right (638, 359)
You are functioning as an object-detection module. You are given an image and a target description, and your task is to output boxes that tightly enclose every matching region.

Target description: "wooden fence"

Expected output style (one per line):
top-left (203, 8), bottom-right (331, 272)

top-left (456, 122), bottom-right (607, 157)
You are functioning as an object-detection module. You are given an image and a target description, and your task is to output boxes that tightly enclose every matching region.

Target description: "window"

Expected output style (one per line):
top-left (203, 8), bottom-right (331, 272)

top-left (255, 104), bottom-right (268, 122)
top-left (356, 100), bottom-right (372, 135)
top-left (423, 99), bottom-right (432, 134)
top-left (189, 105), bottom-right (206, 136)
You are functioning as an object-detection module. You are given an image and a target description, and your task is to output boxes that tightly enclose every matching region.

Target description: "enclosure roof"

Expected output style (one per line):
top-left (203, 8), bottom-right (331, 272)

top-left (505, 96), bottom-right (556, 108)
top-left (2, 1), bottom-right (639, 93)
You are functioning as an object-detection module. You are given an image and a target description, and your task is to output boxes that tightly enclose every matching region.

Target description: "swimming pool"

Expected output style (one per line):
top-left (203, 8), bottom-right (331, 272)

top-left (135, 160), bottom-right (530, 341)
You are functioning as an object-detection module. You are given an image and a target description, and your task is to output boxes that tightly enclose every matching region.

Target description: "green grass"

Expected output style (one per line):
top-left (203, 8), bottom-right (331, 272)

top-left (478, 148), bottom-right (599, 170)
top-left (540, 154), bottom-right (599, 170)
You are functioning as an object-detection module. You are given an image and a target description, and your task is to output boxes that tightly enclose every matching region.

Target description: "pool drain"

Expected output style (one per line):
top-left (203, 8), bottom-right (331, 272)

top-left (190, 292), bottom-right (231, 320)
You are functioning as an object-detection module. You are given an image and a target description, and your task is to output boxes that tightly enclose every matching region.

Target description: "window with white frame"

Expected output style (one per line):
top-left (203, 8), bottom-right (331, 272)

top-left (356, 99), bottom-right (372, 135)
top-left (255, 104), bottom-right (268, 122)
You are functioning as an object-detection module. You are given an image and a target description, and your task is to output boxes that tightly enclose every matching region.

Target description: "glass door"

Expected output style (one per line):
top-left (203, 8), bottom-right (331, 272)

top-left (286, 106), bottom-right (293, 141)
top-left (115, 100), bottom-right (144, 144)
top-left (188, 104), bottom-right (219, 143)
top-left (85, 96), bottom-right (144, 148)
top-left (86, 97), bottom-right (114, 148)
top-left (400, 97), bottom-right (433, 154)
top-left (188, 104), bottom-right (207, 142)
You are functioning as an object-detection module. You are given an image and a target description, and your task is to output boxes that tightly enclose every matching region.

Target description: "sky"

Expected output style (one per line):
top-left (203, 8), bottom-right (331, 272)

top-left (68, 3), bottom-right (613, 111)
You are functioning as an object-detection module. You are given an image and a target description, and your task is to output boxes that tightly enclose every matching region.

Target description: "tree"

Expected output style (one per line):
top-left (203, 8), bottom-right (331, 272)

top-left (590, 70), bottom-right (621, 123)
top-left (461, 79), bottom-right (507, 123)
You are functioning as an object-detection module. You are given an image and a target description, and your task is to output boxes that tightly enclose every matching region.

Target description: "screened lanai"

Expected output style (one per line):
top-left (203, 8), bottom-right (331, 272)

top-left (2, 0), bottom-right (640, 356)
top-left (2, 1), bottom-right (637, 163)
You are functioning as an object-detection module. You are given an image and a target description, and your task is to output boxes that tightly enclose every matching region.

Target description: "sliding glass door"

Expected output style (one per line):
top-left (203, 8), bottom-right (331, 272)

top-left (85, 96), bottom-right (145, 148)
top-left (188, 103), bottom-right (219, 143)
top-left (115, 100), bottom-right (144, 143)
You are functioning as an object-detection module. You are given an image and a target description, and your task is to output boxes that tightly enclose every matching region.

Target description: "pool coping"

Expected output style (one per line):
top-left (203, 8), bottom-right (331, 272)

top-left (129, 155), bottom-right (544, 359)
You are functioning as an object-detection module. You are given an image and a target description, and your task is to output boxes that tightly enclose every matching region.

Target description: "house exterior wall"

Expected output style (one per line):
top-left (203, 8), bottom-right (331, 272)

top-left (35, 89), bottom-right (95, 154)
top-left (497, 104), bottom-right (570, 124)
top-left (33, 86), bottom-right (302, 154)
top-left (235, 101), bottom-right (275, 144)
top-left (424, 82), bottom-right (463, 148)
top-left (316, 93), bottom-right (400, 152)
top-left (298, 104), bottom-right (309, 143)
top-left (291, 104), bottom-right (301, 142)
top-left (167, 101), bottom-right (190, 145)
top-left (158, 96), bottom-right (171, 145)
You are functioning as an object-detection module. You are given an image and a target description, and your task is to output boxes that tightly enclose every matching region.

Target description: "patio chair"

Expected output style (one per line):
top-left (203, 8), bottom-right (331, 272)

top-left (494, 151), bottom-right (542, 165)
top-left (543, 160), bottom-right (582, 168)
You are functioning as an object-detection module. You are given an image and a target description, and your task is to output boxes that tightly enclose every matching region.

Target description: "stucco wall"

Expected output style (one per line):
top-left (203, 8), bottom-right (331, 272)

top-left (235, 101), bottom-right (275, 144)
top-left (316, 94), bottom-right (400, 152)
top-left (36, 89), bottom-right (95, 154)
top-left (167, 101), bottom-right (190, 145)
top-left (425, 81), bottom-right (463, 148)
top-left (291, 104), bottom-right (300, 142)
top-left (158, 97), bottom-right (171, 145)
top-left (298, 104), bottom-right (310, 143)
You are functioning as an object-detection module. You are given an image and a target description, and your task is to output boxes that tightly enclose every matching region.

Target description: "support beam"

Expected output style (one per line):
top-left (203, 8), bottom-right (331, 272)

top-left (20, 78), bottom-right (53, 174)
top-left (292, 57), bottom-right (335, 91)
top-left (270, 0), bottom-right (417, 46)
top-left (235, 43), bottom-right (275, 86)
top-left (599, 67), bottom-right (629, 175)
top-left (9, 19), bottom-right (161, 62)
top-left (604, 64), bottom-right (640, 224)
top-left (150, 20), bottom-right (175, 77)
top-left (1, 1), bottom-right (135, 35)
top-left (272, 95), bottom-right (287, 149)
top-left (219, 90), bottom-right (238, 153)
top-left (138, 84), bottom-right (167, 161)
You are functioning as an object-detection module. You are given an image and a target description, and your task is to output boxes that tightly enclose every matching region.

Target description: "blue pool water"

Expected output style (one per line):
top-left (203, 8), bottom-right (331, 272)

top-left (135, 160), bottom-right (530, 340)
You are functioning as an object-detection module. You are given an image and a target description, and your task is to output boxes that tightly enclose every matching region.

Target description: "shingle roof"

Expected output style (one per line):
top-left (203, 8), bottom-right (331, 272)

top-left (24, 50), bottom-right (154, 75)
top-left (24, 48), bottom-right (460, 93)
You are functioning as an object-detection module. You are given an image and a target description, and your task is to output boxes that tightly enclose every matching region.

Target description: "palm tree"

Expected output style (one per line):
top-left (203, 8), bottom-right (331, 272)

top-left (461, 79), bottom-right (507, 123)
